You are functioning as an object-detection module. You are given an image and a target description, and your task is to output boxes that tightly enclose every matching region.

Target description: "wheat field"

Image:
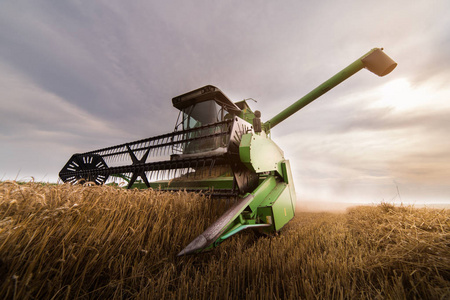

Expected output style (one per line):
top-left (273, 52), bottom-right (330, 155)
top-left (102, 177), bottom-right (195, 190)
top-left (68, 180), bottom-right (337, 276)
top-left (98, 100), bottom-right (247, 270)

top-left (0, 181), bottom-right (449, 299)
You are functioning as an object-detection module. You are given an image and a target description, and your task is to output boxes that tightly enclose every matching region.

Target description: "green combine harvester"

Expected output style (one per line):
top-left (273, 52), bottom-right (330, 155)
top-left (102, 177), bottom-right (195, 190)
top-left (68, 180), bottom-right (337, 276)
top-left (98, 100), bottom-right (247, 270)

top-left (59, 48), bottom-right (397, 255)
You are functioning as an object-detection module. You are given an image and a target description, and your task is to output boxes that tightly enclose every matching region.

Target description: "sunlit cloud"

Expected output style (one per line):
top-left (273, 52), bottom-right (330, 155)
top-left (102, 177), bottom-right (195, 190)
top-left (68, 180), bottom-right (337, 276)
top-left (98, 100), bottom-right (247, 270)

top-left (372, 78), bottom-right (449, 112)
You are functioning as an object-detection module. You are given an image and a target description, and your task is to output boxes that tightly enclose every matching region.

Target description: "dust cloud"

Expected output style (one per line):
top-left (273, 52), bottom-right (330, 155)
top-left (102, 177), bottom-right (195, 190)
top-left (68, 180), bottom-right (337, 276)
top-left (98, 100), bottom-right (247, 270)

top-left (296, 200), bottom-right (358, 213)
top-left (295, 200), bottom-right (450, 213)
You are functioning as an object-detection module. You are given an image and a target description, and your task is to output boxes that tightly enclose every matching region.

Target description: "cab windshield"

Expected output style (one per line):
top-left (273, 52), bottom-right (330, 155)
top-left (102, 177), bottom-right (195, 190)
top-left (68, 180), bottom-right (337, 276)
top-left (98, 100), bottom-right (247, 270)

top-left (180, 100), bottom-right (224, 130)
top-left (173, 100), bottom-right (231, 154)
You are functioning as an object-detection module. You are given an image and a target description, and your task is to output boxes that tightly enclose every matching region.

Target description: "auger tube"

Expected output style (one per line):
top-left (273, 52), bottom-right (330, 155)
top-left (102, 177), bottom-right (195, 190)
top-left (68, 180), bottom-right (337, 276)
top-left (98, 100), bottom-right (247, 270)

top-left (264, 48), bottom-right (397, 130)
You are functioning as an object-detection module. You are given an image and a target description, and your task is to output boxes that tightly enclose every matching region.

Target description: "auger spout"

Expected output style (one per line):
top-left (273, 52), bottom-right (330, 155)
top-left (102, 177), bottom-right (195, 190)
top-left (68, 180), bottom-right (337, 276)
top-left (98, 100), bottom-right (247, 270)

top-left (263, 48), bottom-right (397, 130)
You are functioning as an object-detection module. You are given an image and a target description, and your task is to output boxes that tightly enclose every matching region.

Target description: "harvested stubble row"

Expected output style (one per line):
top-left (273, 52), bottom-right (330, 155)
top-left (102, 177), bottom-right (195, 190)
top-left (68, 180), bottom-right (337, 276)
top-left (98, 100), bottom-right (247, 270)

top-left (0, 181), bottom-right (449, 299)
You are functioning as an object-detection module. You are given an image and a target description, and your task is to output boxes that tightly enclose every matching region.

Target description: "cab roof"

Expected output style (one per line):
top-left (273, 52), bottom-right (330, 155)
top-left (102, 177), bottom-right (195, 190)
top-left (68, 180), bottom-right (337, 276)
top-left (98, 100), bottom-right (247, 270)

top-left (172, 85), bottom-right (242, 114)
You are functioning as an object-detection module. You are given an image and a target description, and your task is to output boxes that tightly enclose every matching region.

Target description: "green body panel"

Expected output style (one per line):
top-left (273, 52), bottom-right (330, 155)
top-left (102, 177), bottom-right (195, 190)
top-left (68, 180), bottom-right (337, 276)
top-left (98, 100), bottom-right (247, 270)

top-left (239, 133), bottom-right (285, 175)
top-left (220, 223), bottom-right (269, 240)
top-left (281, 160), bottom-right (296, 213)
top-left (259, 182), bottom-right (288, 207)
top-left (256, 183), bottom-right (286, 232)
top-left (257, 181), bottom-right (295, 232)
top-left (267, 183), bottom-right (295, 231)
top-left (247, 175), bottom-right (277, 213)
top-left (234, 100), bottom-right (256, 124)
top-left (148, 177), bottom-right (234, 190)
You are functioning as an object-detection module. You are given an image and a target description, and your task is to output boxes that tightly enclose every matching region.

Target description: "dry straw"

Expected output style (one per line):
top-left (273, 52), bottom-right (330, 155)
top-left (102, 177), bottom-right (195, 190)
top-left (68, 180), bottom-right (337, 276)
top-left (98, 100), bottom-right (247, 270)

top-left (0, 181), bottom-right (448, 299)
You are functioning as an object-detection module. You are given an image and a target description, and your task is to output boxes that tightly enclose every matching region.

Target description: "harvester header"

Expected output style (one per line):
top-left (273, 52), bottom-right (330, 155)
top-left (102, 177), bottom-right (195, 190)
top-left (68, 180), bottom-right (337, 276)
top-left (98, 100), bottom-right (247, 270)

top-left (59, 47), bottom-right (397, 255)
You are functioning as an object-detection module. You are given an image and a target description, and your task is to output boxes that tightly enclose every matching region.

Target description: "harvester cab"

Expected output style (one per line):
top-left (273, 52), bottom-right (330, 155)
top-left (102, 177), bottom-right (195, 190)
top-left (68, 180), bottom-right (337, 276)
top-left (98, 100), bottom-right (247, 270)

top-left (171, 85), bottom-right (243, 156)
top-left (59, 48), bottom-right (397, 255)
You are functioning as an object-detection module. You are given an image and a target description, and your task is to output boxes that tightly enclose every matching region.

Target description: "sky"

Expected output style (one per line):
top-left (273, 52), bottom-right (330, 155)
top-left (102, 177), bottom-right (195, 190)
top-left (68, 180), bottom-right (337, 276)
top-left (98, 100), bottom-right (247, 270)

top-left (1, 1), bottom-right (449, 205)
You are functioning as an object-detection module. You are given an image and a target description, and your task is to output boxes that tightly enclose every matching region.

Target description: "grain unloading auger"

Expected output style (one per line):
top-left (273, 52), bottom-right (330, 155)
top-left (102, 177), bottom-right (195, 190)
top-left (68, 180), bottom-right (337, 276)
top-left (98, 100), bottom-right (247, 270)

top-left (59, 48), bottom-right (397, 255)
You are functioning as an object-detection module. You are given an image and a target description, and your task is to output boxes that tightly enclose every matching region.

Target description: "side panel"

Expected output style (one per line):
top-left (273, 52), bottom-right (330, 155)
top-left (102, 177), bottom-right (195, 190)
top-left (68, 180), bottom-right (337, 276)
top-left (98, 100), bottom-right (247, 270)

top-left (282, 160), bottom-right (296, 216)
top-left (256, 160), bottom-right (296, 232)
top-left (257, 182), bottom-right (295, 232)
top-left (271, 185), bottom-right (295, 231)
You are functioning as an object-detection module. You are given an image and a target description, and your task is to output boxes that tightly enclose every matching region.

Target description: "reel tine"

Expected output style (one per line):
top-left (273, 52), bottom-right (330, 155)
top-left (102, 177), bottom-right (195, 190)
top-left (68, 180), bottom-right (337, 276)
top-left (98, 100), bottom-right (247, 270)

top-left (158, 165), bottom-right (164, 180)
top-left (159, 139), bottom-right (165, 156)
top-left (172, 165), bottom-right (177, 179)
top-left (209, 158), bottom-right (216, 177)
top-left (178, 164), bottom-right (183, 178)
top-left (193, 160), bottom-right (198, 179)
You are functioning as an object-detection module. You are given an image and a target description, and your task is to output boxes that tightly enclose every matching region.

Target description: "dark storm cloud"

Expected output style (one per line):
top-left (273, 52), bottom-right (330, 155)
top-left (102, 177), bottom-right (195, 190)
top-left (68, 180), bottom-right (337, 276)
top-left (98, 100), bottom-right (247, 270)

top-left (0, 3), bottom-right (106, 108)
top-left (0, 1), bottom-right (184, 137)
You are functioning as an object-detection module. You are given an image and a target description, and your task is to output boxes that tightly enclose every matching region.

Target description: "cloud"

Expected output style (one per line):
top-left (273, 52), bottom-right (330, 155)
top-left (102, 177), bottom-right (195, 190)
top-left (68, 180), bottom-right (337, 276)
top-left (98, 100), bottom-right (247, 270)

top-left (1, 1), bottom-right (449, 204)
top-left (273, 74), bottom-right (450, 203)
top-left (0, 2), bottom-right (182, 137)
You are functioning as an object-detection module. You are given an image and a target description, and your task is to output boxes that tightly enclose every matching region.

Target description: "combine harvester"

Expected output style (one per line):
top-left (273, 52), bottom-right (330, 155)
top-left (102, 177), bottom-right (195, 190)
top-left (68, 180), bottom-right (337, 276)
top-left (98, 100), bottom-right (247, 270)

top-left (59, 48), bottom-right (397, 255)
